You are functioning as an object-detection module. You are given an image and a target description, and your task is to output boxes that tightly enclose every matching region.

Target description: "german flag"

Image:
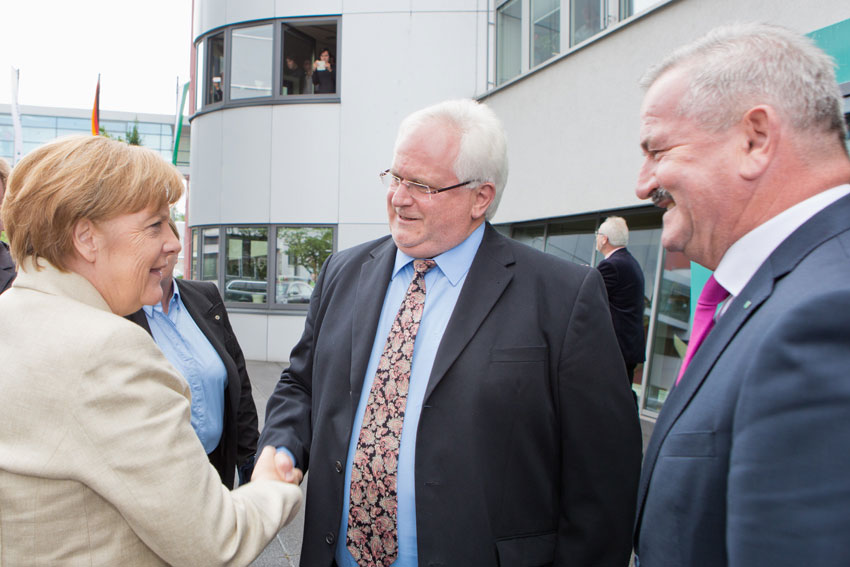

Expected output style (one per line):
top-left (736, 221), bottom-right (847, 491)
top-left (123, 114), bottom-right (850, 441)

top-left (91, 74), bottom-right (100, 136)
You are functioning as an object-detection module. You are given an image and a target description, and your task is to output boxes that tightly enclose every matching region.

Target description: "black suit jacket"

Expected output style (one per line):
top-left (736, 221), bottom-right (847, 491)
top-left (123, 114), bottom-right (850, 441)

top-left (127, 279), bottom-right (259, 489)
top-left (260, 224), bottom-right (642, 566)
top-left (635, 194), bottom-right (850, 567)
top-left (597, 247), bottom-right (646, 367)
top-left (0, 241), bottom-right (15, 294)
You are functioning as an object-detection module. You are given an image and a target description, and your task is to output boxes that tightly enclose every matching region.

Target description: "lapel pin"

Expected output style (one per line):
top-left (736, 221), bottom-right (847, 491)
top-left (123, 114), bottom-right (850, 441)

top-left (215, 314), bottom-right (221, 320)
top-left (743, 300), bottom-right (751, 309)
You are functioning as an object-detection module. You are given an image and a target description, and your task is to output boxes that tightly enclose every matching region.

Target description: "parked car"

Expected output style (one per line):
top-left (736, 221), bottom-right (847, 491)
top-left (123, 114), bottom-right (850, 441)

top-left (276, 281), bottom-right (313, 304)
top-left (224, 279), bottom-right (268, 303)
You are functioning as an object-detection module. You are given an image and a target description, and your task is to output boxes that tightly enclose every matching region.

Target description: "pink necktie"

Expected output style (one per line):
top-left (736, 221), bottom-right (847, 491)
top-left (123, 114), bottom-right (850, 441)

top-left (347, 259), bottom-right (435, 566)
top-left (675, 275), bottom-right (729, 386)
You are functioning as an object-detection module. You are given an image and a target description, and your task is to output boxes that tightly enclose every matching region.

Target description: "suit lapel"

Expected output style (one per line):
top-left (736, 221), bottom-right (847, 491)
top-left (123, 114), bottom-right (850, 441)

top-left (636, 193), bottom-right (850, 527)
top-left (349, 239), bottom-right (397, 410)
top-left (425, 225), bottom-right (514, 400)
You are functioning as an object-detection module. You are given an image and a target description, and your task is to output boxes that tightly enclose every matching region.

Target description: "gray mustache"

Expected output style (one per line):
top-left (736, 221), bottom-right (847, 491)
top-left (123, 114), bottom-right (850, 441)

top-left (650, 188), bottom-right (672, 207)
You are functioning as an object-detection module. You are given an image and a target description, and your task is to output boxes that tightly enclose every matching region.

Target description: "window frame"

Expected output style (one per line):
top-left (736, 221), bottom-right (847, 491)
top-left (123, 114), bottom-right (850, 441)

top-left (191, 16), bottom-right (341, 119)
top-left (190, 223), bottom-right (336, 312)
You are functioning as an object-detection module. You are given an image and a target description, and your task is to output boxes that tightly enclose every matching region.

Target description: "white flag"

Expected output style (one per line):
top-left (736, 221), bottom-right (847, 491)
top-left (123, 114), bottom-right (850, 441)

top-left (10, 67), bottom-right (23, 165)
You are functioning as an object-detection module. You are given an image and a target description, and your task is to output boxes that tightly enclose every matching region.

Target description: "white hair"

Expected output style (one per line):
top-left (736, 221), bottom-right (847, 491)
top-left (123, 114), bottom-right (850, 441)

top-left (599, 216), bottom-right (629, 247)
top-left (394, 99), bottom-right (509, 220)
top-left (641, 22), bottom-right (846, 148)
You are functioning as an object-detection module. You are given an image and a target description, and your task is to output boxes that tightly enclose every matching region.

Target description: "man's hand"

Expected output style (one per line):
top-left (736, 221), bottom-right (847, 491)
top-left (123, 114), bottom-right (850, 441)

top-left (252, 446), bottom-right (303, 485)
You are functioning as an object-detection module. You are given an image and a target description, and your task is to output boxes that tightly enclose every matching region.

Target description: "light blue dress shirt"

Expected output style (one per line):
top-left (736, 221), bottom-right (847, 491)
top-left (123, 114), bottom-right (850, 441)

top-left (335, 223), bottom-right (485, 567)
top-left (143, 281), bottom-right (228, 454)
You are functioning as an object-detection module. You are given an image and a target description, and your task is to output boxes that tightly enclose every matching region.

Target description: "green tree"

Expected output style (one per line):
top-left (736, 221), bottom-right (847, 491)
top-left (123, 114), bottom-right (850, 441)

top-left (124, 120), bottom-right (142, 145)
top-left (283, 228), bottom-right (333, 282)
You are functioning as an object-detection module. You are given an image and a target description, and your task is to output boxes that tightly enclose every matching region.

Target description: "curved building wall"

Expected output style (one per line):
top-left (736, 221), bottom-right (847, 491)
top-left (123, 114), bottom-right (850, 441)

top-left (189, 0), bottom-right (490, 361)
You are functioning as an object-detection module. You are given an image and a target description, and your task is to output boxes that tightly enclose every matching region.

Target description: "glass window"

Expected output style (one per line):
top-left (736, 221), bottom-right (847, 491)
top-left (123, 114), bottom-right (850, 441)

top-left (643, 250), bottom-right (691, 411)
top-left (205, 33), bottom-right (225, 106)
top-left (497, 0), bottom-right (522, 85)
top-left (201, 227), bottom-right (220, 282)
top-left (231, 24), bottom-right (274, 100)
top-left (274, 227), bottom-right (332, 304)
top-left (191, 228), bottom-right (199, 280)
top-left (224, 227), bottom-right (269, 303)
top-left (195, 38), bottom-right (205, 111)
top-left (531, 0), bottom-right (560, 67)
top-left (282, 22), bottom-right (338, 96)
top-left (512, 224), bottom-right (546, 251)
top-left (545, 218), bottom-right (596, 265)
top-left (571, 0), bottom-right (605, 46)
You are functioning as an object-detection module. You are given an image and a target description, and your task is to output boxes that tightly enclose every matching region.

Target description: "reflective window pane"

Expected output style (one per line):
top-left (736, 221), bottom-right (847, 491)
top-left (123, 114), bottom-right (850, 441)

top-left (195, 39), bottom-right (205, 110)
top-left (512, 224), bottom-right (546, 251)
top-left (191, 228), bottom-right (199, 280)
top-left (497, 0), bottom-right (522, 85)
top-left (531, 0), bottom-right (560, 67)
top-left (201, 228), bottom-right (220, 282)
top-left (643, 250), bottom-right (691, 411)
top-left (571, 0), bottom-right (605, 46)
top-left (231, 24), bottom-right (274, 100)
top-left (275, 227), bottom-right (332, 304)
top-left (545, 218), bottom-right (596, 265)
top-left (205, 33), bottom-right (224, 105)
top-left (224, 227), bottom-right (269, 303)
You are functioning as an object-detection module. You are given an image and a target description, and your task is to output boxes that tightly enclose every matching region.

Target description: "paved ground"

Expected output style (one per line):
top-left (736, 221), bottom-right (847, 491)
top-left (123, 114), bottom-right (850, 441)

top-left (246, 360), bottom-right (306, 567)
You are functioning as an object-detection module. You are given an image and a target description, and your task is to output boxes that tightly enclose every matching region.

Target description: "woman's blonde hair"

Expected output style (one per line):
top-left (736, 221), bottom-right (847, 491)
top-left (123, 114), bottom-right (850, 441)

top-left (1, 135), bottom-right (184, 270)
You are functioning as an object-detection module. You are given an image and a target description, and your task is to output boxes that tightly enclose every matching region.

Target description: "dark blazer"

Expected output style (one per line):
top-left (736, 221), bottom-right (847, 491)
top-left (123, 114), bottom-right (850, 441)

top-left (260, 224), bottom-right (642, 566)
top-left (127, 279), bottom-right (259, 489)
top-left (0, 241), bottom-right (15, 294)
top-left (597, 247), bottom-right (646, 367)
top-left (634, 194), bottom-right (850, 567)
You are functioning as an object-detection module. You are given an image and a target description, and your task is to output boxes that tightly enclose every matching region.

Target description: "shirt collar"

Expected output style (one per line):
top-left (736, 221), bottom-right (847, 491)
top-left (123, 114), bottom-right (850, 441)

top-left (142, 279), bottom-right (181, 316)
top-left (714, 184), bottom-right (850, 297)
top-left (392, 222), bottom-right (486, 286)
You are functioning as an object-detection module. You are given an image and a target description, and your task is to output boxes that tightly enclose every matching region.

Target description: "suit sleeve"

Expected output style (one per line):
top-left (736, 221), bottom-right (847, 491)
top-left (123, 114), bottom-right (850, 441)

top-left (66, 323), bottom-right (301, 566)
top-left (257, 261), bottom-right (328, 470)
top-left (204, 282), bottom-right (260, 467)
top-left (727, 289), bottom-right (850, 566)
top-left (556, 268), bottom-right (642, 565)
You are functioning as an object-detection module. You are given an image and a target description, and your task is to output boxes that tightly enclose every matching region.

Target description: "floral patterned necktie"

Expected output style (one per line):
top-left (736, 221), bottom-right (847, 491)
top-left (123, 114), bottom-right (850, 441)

top-left (347, 258), bottom-right (436, 566)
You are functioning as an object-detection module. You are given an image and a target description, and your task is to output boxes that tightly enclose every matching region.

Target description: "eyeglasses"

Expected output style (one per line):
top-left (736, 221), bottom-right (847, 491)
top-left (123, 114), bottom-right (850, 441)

top-left (380, 169), bottom-right (474, 197)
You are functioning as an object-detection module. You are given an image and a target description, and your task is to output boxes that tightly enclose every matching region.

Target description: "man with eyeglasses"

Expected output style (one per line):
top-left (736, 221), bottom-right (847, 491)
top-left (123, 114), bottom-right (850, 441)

top-left (259, 99), bottom-right (641, 567)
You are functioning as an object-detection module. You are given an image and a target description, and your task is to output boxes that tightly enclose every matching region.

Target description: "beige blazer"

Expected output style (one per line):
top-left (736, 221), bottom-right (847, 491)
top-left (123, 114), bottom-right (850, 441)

top-left (0, 259), bottom-right (300, 566)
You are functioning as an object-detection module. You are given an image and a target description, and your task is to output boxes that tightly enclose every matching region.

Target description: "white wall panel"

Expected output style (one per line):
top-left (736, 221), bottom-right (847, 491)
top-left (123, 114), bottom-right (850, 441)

top-left (220, 107), bottom-right (274, 223)
top-left (268, 105), bottom-right (340, 224)
top-left (226, 0), bottom-right (275, 26)
top-left (276, 0), bottom-right (343, 18)
top-left (341, 0), bottom-right (411, 14)
top-left (267, 315), bottom-right (310, 362)
top-left (196, 0), bottom-right (227, 39)
top-left (188, 112), bottom-right (224, 225)
top-left (337, 223), bottom-right (390, 252)
top-left (229, 312), bottom-right (270, 361)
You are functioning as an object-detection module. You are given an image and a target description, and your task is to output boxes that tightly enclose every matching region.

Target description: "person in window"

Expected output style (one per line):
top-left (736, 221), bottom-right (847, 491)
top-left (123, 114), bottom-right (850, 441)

top-left (127, 218), bottom-right (260, 489)
top-left (0, 135), bottom-right (300, 565)
top-left (312, 48), bottom-right (336, 94)
top-left (212, 76), bottom-right (223, 102)
top-left (282, 55), bottom-right (306, 95)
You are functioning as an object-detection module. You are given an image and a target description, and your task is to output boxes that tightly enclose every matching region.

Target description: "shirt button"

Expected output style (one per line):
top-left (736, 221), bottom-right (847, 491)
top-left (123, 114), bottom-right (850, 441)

top-left (325, 532), bottom-right (335, 545)
top-left (334, 460), bottom-right (343, 473)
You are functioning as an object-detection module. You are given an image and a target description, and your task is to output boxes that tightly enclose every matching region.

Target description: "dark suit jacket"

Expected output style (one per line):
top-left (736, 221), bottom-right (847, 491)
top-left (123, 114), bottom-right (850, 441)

top-left (260, 224), bottom-right (642, 566)
top-left (597, 247), bottom-right (646, 367)
top-left (634, 194), bottom-right (850, 567)
top-left (127, 279), bottom-right (259, 489)
top-left (0, 241), bottom-right (15, 294)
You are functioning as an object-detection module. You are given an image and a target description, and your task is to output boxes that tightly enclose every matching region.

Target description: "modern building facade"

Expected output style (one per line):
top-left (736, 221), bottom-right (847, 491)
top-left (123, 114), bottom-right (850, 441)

top-left (187, 0), bottom-right (850, 424)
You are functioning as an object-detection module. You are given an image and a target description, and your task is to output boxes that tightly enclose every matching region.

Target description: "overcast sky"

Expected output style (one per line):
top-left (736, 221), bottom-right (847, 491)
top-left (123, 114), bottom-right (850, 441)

top-left (0, 0), bottom-right (193, 116)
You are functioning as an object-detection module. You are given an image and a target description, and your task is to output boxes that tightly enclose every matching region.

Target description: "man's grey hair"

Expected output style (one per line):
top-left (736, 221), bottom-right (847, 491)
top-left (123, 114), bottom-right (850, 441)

top-left (394, 99), bottom-right (509, 220)
top-left (599, 216), bottom-right (629, 247)
top-left (640, 22), bottom-right (847, 149)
